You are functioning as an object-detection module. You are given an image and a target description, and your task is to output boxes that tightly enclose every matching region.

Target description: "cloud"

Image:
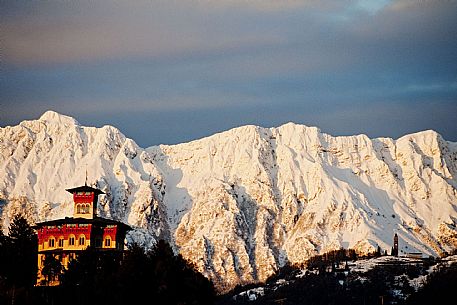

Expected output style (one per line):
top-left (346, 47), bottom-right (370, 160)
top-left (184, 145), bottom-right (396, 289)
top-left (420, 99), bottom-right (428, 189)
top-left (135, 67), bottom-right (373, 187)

top-left (4, 0), bottom-right (453, 78)
top-left (1, 0), bottom-right (456, 145)
top-left (2, 0), bottom-right (287, 66)
top-left (1, 0), bottom-right (402, 67)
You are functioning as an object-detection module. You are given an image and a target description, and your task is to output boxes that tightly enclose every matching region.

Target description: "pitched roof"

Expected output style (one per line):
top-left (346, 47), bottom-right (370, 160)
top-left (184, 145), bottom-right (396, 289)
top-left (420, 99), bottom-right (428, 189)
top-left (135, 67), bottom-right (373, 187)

top-left (65, 185), bottom-right (105, 195)
top-left (34, 216), bottom-right (131, 230)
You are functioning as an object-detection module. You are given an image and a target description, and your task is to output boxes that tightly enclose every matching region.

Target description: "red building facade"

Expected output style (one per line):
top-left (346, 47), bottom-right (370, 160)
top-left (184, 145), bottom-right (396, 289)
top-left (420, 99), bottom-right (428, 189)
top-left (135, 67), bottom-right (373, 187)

top-left (34, 185), bottom-right (131, 285)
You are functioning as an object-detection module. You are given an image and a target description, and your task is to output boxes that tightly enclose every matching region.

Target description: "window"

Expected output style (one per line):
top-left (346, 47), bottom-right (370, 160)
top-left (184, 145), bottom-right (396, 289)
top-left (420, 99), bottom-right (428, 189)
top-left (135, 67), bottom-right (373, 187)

top-left (79, 236), bottom-right (85, 246)
top-left (58, 238), bottom-right (64, 248)
top-left (76, 203), bottom-right (92, 214)
top-left (104, 237), bottom-right (111, 247)
top-left (48, 237), bottom-right (55, 248)
top-left (69, 236), bottom-right (75, 246)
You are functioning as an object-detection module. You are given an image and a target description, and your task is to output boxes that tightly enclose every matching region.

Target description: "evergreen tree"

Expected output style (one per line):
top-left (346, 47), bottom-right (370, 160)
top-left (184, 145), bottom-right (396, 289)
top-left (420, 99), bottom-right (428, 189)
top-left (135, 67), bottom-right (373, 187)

top-left (60, 246), bottom-right (122, 304)
top-left (0, 215), bottom-right (38, 304)
top-left (376, 246), bottom-right (382, 257)
top-left (405, 263), bottom-right (457, 305)
top-left (116, 243), bottom-right (153, 305)
top-left (7, 215), bottom-right (37, 288)
top-left (118, 239), bottom-right (215, 305)
top-left (148, 239), bottom-right (215, 305)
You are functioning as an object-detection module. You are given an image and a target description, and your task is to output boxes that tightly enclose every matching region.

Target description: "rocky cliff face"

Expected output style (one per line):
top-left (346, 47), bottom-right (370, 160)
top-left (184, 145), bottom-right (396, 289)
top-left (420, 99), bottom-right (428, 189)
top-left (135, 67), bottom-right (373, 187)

top-left (1, 111), bottom-right (457, 291)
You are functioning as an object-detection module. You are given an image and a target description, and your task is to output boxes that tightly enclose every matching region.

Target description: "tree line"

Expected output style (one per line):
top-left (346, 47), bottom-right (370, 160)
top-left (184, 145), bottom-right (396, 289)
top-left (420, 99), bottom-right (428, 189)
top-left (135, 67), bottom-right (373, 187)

top-left (218, 247), bottom-right (456, 305)
top-left (2, 215), bottom-right (456, 305)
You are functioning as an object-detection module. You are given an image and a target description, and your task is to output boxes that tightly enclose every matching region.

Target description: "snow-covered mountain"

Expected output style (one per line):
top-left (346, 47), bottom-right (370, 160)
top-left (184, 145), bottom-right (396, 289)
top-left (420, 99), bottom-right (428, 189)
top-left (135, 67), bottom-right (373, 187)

top-left (1, 111), bottom-right (457, 291)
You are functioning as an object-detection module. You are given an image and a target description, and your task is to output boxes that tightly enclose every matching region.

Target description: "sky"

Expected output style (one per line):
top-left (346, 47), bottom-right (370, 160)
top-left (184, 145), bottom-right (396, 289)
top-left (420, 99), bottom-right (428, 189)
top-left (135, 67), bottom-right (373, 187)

top-left (1, 0), bottom-right (456, 147)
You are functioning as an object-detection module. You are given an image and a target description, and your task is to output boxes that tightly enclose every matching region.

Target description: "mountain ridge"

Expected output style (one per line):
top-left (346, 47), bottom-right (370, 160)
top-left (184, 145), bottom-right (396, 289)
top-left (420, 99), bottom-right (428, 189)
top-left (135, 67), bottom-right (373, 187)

top-left (1, 111), bottom-right (456, 292)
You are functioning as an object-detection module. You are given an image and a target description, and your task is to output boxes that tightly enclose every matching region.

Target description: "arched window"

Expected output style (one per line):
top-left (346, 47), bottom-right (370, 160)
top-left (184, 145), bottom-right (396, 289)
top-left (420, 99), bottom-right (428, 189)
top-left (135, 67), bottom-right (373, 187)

top-left (104, 237), bottom-right (111, 247)
top-left (79, 235), bottom-right (85, 246)
top-left (85, 203), bottom-right (90, 214)
top-left (58, 237), bottom-right (64, 248)
top-left (68, 235), bottom-right (76, 246)
top-left (77, 204), bottom-right (81, 214)
top-left (48, 237), bottom-right (55, 248)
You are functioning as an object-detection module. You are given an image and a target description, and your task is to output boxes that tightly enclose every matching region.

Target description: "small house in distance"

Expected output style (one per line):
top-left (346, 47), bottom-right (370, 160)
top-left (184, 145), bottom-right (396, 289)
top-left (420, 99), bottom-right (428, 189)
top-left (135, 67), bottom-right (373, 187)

top-left (406, 252), bottom-right (423, 259)
top-left (34, 184), bottom-right (131, 285)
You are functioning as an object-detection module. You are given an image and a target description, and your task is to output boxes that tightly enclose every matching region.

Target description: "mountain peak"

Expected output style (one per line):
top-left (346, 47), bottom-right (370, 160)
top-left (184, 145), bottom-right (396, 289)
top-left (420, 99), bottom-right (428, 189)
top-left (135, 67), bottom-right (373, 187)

top-left (1, 113), bottom-right (456, 293)
top-left (39, 111), bottom-right (79, 126)
top-left (277, 121), bottom-right (320, 133)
